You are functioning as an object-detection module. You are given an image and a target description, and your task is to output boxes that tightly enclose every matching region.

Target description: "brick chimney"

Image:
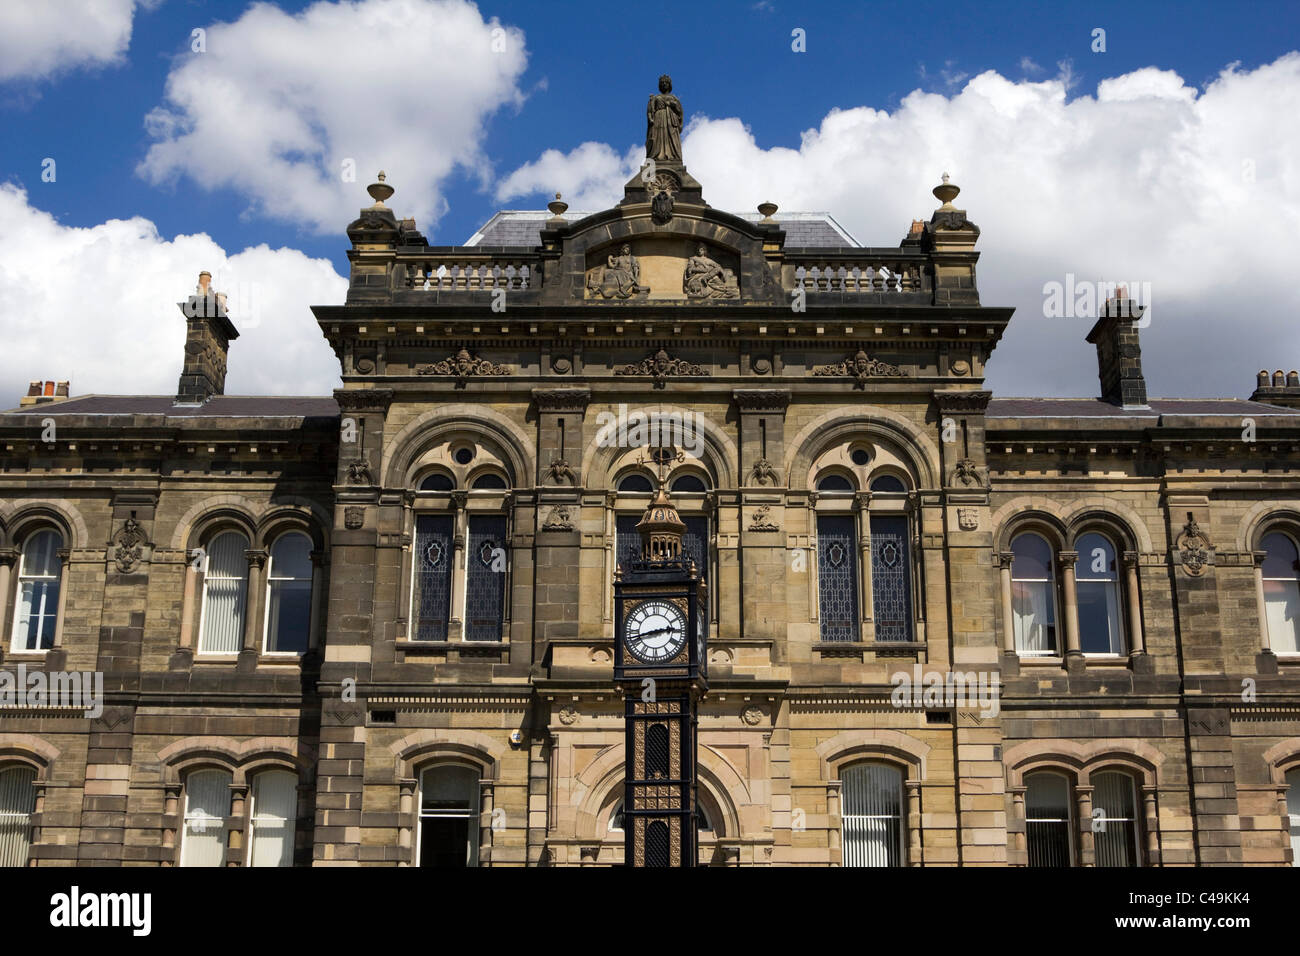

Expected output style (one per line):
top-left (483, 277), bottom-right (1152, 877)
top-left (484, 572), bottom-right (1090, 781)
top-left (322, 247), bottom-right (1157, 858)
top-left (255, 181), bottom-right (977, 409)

top-left (176, 273), bottom-right (239, 404)
top-left (19, 380), bottom-right (70, 406)
top-left (1086, 290), bottom-right (1148, 408)
top-left (1251, 368), bottom-right (1300, 408)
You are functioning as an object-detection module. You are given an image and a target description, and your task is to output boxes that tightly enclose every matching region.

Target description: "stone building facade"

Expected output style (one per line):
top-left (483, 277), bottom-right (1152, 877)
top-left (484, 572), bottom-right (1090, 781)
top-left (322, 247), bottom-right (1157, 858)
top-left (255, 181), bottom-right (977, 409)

top-left (3, 137), bottom-right (1300, 867)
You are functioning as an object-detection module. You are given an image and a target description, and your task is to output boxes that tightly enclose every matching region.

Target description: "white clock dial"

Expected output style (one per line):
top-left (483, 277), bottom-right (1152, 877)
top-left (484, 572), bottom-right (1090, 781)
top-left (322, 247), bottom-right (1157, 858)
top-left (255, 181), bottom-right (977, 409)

top-left (625, 600), bottom-right (687, 663)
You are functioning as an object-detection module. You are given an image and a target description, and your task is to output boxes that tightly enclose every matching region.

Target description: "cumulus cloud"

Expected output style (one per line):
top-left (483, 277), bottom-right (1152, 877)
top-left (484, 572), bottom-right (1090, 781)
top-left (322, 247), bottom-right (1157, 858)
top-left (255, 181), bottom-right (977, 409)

top-left (495, 141), bottom-right (642, 209)
top-left (138, 0), bottom-right (528, 234)
top-left (498, 56), bottom-right (1300, 399)
top-left (0, 0), bottom-right (153, 82)
top-left (0, 185), bottom-right (344, 406)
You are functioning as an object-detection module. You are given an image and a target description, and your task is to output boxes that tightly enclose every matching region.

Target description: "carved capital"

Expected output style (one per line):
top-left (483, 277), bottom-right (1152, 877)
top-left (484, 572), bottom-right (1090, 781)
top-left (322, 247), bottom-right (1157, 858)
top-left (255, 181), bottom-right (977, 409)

top-left (997, 551), bottom-right (1014, 570)
top-left (244, 549), bottom-right (268, 570)
top-left (1057, 550), bottom-right (1079, 569)
top-left (732, 388), bottom-right (791, 412)
top-left (0, 548), bottom-right (19, 568)
top-left (531, 387), bottom-right (591, 413)
top-left (1122, 550), bottom-right (1140, 570)
top-left (333, 387), bottom-right (395, 414)
top-left (932, 388), bottom-right (993, 414)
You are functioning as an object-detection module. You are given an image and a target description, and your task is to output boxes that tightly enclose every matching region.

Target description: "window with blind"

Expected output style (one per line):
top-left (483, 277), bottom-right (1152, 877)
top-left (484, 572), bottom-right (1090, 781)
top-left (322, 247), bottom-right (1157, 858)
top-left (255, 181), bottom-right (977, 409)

top-left (1262, 532), bottom-right (1300, 654)
top-left (418, 765), bottom-right (479, 867)
top-left (247, 770), bottom-right (297, 867)
top-left (11, 530), bottom-right (61, 652)
top-left (840, 762), bottom-right (904, 867)
top-left (198, 532), bottom-right (249, 654)
top-left (1025, 772), bottom-right (1073, 866)
top-left (180, 769), bottom-right (232, 867)
top-left (1076, 532), bottom-right (1124, 655)
top-left (1011, 533), bottom-right (1058, 656)
top-left (264, 533), bottom-right (313, 654)
top-left (0, 766), bottom-right (36, 867)
top-left (1287, 768), bottom-right (1300, 866)
top-left (1092, 771), bottom-right (1141, 866)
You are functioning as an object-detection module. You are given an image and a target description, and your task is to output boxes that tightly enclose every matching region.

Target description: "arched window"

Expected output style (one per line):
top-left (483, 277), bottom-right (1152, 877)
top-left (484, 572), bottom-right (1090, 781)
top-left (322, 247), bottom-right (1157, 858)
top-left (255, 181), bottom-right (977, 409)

top-left (1092, 771), bottom-right (1141, 867)
top-left (418, 765), bottom-right (480, 867)
top-left (617, 473), bottom-right (654, 493)
top-left (470, 472), bottom-right (507, 490)
top-left (1076, 532), bottom-right (1124, 655)
top-left (264, 533), bottom-right (313, 654)
top-left (1011, 533), bottom-right (1058, 656)
top-left (1286, 767), bottom-right (1300, 866)
top-left (11, 529), bottom-right (61, 652)
top-left (609, 800), bottom-right (625, 833)
top-left (1025, 772), bottom-right (1073, 866)
top-left (869, 474), bottom-right (907, 494)
top-left (0, 765), bottom-right (37, 867)
top-left (465, 515), bottom-right (507, 641)
top-left (840, 763), bottom-right (904, 867)
top-left (198, 531), bottom-right (249, 655)
top-left (816, 512), bottom-right (859, 642)
top-left (418, 472), bottom-right (454, 492)
top-left (248, 770), bottom-right (297, 867)
top-left (670, 474), bottom-right (707, 493)
top-left (180, 768), bottom-right (232, 867)
top-left (816, 473), bottom-right (855, 493)
top-left (412, 515), bottom-right (454, 641)
top-left (1262, 531), bottom-right (1300, 654)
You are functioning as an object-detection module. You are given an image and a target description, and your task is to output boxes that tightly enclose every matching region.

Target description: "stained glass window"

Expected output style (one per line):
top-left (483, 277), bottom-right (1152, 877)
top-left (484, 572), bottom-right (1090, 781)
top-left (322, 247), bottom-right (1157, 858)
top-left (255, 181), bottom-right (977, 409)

top-left (870, 515), bottom-right (912, 642)
top-left (465, 515), bottom-right (507, 641)
top-left (413, 515), bottom-right (453, 641)
top-left (817, 515), bottom-right (859, 642)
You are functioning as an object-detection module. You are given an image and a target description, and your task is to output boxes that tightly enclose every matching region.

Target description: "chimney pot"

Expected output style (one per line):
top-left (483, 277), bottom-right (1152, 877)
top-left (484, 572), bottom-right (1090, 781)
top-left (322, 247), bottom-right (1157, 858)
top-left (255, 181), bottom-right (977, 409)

top-left (1274, 370), bottom-right (1286, 387)
top-left (1289, 371), bottom-right (1300, 387)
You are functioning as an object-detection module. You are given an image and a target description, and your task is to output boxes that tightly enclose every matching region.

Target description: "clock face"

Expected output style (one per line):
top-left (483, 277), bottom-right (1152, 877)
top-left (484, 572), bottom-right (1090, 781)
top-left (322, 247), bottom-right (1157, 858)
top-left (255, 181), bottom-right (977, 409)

top-left (624, 600), bottom-right (688, 663)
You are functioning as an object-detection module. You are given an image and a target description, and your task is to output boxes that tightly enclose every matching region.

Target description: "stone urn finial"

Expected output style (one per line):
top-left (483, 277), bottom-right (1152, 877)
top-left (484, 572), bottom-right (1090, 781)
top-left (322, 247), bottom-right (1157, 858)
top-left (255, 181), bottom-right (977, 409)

top-left (757, 201), bottom-right (778, 223)
top-left (547, 192), bottom-right (569, 219)
top-left (367, 170), bottom-right (395, 209)
top-left (933, 171), bottom-right (960, 210)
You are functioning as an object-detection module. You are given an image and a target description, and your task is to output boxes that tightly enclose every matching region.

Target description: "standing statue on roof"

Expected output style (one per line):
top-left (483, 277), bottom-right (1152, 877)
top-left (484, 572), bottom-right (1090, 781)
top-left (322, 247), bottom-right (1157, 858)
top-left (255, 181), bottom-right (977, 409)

top-left (646, 74), bottom-right (683, 163)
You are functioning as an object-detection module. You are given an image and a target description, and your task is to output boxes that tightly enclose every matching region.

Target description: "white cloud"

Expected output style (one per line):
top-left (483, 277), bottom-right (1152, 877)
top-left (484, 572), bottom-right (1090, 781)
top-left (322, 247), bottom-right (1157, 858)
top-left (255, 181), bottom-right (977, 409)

top-left (0, 184), bottom-right (345, 406)
top-left (137, 0), bottom-right (528, 235)
top-left (498, 55), bottom-right (1300, 399)
top-left (0, 0), bottom-right (152, 82)
top-left (495, 141), bottom-right (642, 210)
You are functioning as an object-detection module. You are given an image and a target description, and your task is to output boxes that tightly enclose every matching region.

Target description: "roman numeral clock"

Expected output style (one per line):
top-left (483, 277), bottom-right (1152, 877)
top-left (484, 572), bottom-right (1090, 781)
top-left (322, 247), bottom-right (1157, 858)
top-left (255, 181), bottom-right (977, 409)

top-left (614, 457), bottom-right (708, 868)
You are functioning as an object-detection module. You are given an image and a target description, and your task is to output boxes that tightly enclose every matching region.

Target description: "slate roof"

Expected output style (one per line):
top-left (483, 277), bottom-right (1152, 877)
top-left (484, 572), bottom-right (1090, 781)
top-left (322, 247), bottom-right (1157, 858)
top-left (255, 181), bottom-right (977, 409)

top-left (987, 398), bottom-right (1300, 420)
top-left (0, 395), bottom-right (340, 418)
top-left (464, 210), bottom-right (859, 248)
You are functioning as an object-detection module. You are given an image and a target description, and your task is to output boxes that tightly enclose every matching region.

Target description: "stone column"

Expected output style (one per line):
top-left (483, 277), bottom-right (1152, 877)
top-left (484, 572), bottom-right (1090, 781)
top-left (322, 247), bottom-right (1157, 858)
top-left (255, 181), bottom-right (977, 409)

top-left (0, 548), bottom-right (17, 652)
top-left (51, 548), bottom-right (71, 648)
top-left (1141, 785), bottom-right (1160, 865)
top-left (905, 779), bottom-right (923, 866)
top-left (449, 492), bottom-right (467, 639)
top-left (308, 550), bottom-right (327, 650)
top-left (162, 785), bottom-right (181, 866)
top-left (1122, 551), bottom-right (1146, 656)
top-left (998, 552), bottom-right (1015, 654)
top-left (1076, 784), bottom-right (1095, 866)
top-left (1253, 550), bottom-right (1271, 653)
top-left (238, 549), bottom-right (267, 669)
top-left (1059, 551), bottom-right (1082, 666)
top-left (856, 495), bottom-right (874, 641)
top-left (826, 780), bottom-right (842, 866)
top-left (228, 783), bottom-right (248, 866)
top-left (398, 778), bottom-right (417, 866)
top-left (1009, 786), bottom-right (1027, 865)
top-left (479, 780), bottom-right (495, 867)
top-left (1276, 784), bottom-right (1293, 866)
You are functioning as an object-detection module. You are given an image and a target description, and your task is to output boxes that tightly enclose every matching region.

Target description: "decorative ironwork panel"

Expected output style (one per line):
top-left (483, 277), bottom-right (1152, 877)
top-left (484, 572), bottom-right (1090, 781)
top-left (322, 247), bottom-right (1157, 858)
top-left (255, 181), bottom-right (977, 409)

top-left (870, 515), bottom-right (913, 642)
top-left (616, 513), bottom-right (642, 568)
top-left (465, 515), bottom-right (507, 641)
top-left (645, 820), bottom-right (670, 867)
top-left (413, 515), bottom-right (453, 641)
top-left (646, 723), bottom-right (670, 779)
top-left (817, 515), bottom-right (859, 642)
top-left (617, 513), bottom-right (708, 574)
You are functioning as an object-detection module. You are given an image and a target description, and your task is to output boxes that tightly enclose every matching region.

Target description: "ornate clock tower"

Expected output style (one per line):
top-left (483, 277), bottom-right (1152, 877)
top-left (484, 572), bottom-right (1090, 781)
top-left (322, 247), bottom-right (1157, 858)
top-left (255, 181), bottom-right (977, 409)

top-left (613, 449), bottom-right (708, 867)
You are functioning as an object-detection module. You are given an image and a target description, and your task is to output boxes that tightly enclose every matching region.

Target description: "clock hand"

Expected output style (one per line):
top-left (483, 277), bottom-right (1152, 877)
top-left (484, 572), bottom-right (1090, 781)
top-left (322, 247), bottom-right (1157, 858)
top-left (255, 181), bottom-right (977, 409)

top-left (636, 626), bottom-right (679, 639)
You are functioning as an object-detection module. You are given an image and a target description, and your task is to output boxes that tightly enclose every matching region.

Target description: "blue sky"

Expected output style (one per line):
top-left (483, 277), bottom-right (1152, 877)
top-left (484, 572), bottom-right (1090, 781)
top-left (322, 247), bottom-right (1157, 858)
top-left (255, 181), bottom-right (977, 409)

top-left (1, 0), bottom-right (1298, 400)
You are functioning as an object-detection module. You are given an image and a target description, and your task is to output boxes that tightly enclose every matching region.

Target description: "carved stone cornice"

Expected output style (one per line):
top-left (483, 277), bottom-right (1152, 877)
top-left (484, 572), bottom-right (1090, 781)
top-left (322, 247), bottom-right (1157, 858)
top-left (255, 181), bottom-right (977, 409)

top-left (812, 350), bottom-right (906, 386)
top-left (732, 388), bottom-right (791, 412)
top-left (531, 387), bottom-right (591, 413)
top-left (333, 387), bottom-right (395, 414)
top-left (416, 348), bottom-right (512, 380)
top-left (614, 348), bottom-right (709, 388)
top-left (932, 388), bottom-right (992, 414)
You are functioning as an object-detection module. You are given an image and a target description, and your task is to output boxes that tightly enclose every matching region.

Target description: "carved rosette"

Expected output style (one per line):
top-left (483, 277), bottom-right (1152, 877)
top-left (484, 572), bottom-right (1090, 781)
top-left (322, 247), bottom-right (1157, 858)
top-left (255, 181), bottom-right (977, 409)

top-left (615, 348), bottom-right (709, 389)
top-left (813, 350), bottom-right (906, 387)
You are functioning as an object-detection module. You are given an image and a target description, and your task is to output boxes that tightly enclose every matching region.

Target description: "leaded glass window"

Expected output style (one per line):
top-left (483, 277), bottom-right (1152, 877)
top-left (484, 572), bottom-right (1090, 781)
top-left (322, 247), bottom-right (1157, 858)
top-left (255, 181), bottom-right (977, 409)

top-left (617, 514), bottom-right (707, 575)
top-left (413, 515), bottom-right (453, 641)
top-left (870, 515), bottom-right (912, 642)
top-left (465, 515), bottom-right (507, 641)
top-left (817, 515), bottom-right (859, 642)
